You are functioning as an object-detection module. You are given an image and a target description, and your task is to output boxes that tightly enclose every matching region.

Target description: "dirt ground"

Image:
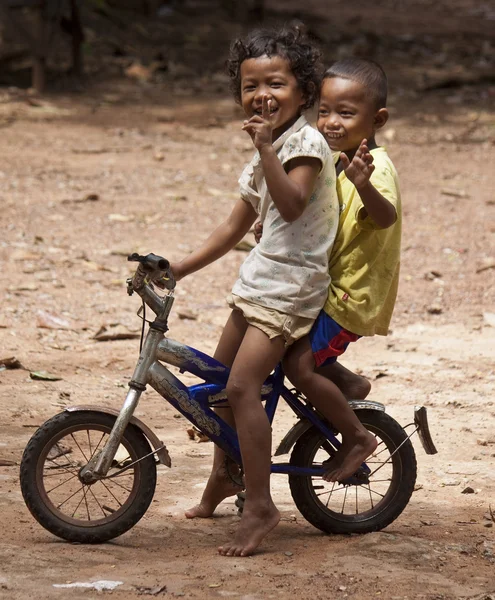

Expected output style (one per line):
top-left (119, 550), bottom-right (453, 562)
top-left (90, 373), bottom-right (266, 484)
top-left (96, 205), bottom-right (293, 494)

top-left (1, 2), bottom-right (495, 599)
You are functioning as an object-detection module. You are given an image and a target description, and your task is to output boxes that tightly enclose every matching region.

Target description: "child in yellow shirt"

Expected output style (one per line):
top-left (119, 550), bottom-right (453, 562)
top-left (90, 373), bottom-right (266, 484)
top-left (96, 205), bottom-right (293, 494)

top-left (283, 58), bottom-right (401, 482)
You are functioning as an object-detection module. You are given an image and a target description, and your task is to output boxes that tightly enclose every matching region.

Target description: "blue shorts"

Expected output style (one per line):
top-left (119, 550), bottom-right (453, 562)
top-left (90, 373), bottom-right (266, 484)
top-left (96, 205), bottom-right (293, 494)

top-left (309, 311), bottom-right (360, 368)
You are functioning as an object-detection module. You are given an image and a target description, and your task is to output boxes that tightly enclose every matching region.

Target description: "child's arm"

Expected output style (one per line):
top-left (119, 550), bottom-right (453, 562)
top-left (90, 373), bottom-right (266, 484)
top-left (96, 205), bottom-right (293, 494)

top-left (242, 95), bottom-right (321, 223)
top-left (340, 139), bottom-right (397, 229)
top-left (171, 198), bottom-right (257, 280)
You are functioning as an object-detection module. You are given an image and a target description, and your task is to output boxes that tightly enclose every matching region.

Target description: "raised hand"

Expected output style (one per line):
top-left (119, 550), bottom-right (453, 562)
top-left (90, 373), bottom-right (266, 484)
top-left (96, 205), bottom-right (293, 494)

top-left (242, 94), bottom-right (273, 151)
top-left (340, 139), bottom-right (375, 190)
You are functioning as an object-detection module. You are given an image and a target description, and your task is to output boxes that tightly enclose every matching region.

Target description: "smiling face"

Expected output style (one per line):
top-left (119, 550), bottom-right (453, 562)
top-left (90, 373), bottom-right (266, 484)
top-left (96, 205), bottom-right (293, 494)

top-left (240, 55), bottom-right (305, 139)
top-left (317, 76), bottom-right (386, 154)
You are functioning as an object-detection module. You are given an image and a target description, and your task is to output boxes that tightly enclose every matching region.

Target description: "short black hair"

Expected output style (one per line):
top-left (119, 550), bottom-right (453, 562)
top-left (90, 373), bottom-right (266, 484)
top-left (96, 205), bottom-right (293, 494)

top-left (227, 25), bottom-right (322, 110)
top-left (323, 58), bottom-right (388, 109)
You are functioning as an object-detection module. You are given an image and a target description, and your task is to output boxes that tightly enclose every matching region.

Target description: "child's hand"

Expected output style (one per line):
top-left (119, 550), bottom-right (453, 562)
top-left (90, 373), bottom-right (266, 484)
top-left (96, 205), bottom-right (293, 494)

top-left (254, 221), bottom-right (263, 244)
top-left (340, 139), bottom-right (375, 190)
top-left (242, 95), bottom-right (273, 152)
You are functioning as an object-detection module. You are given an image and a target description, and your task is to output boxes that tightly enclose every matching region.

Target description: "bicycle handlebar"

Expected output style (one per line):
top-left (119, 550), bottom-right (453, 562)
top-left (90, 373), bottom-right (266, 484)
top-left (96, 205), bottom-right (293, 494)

top-left (128, 252), bottom-right (170, 272)
top-left (127, 252), bottom-right (176, 298)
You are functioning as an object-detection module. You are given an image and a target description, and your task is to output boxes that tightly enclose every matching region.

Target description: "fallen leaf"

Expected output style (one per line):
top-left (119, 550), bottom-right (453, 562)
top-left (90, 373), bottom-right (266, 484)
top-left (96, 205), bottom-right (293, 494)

top-left (134, 584), bottom-right (167, 595)
top-left (476, 258), bottom-right (495, 274)
top-left (93, 324), bottom-right (140, 341)
top-left (186, 427), bottom-right (210, 443)
top-left (108, 213), bottom-right (134, 222)
top-left (30, 370), bottom-right (63, 381)
top-left (62, 193), bottom-right (99, 204)
top-left (440, 188), bottom-right (470, 198)
top-left (36, 310), bottom-right (72, 330)
top-left (8, 283), bottom-right (39, 292)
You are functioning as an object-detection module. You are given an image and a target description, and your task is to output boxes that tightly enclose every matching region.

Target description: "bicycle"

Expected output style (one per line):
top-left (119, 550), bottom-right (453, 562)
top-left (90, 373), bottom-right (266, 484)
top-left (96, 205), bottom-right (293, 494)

top-left (19, 253), bottom-right (437, 543)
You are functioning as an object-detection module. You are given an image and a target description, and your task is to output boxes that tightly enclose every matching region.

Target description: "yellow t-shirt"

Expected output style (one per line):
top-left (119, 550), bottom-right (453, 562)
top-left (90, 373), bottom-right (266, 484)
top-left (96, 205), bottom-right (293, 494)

top-left (323, 147), bottom-right (401, 336)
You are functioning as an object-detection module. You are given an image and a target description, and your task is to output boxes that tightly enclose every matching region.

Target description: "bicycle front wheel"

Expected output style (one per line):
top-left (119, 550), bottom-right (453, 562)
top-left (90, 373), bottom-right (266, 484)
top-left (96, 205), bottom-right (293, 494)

top-left (20, 410), bottom-right (157, 543)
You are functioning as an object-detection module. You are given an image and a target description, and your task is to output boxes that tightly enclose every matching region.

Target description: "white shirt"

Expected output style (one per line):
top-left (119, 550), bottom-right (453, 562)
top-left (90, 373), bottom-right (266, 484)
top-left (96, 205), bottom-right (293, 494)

top-left (232, 116), bottom-right (339, 319)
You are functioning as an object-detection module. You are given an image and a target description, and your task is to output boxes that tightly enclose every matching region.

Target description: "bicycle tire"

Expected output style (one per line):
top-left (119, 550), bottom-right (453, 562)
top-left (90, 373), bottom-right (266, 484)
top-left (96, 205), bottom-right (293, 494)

top-left (20, 410), bottom-right (157, 543)
top-left (289, 410), bottom-right (417, 534)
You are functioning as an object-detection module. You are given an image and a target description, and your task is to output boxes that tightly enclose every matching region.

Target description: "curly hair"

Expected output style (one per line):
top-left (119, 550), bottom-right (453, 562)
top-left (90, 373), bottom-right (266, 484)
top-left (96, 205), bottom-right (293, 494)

top-left (227, 25), bottom-right (322, 111)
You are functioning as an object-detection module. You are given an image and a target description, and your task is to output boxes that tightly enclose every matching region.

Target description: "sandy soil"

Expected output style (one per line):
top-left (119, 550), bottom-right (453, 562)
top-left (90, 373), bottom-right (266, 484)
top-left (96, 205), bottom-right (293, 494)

top-left (1, 3), bottom-right (495, 598)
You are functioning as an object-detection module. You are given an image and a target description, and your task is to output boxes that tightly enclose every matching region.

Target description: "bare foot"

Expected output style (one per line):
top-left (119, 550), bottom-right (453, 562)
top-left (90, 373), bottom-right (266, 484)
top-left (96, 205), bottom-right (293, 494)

top-left (218, 501), bottom-right (280, 557)
top-left (185, 467), bottom-right (243, 519)
top-left (323, 432), bottom-right (378, 482)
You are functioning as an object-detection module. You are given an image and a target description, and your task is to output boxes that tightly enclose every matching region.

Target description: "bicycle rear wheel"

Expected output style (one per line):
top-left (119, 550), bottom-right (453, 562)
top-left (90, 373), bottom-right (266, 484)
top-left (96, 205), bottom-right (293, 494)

top-left (289, 410), bottom-right (416, 534)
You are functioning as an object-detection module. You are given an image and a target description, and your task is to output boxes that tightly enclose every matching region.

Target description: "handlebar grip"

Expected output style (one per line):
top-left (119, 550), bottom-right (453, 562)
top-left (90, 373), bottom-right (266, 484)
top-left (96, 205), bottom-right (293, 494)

top-left (128, 253), bottom-right (170, 272)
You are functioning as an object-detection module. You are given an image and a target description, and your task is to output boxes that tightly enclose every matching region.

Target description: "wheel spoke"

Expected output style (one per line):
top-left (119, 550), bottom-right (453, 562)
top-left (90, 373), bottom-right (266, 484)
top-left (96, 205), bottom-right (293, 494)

top-left (90, 431), bottom-right (107, 458)
top-left (86, 484), bottom-right (108, 518)
top-left (367, 487), bottom-right (385, 499)
top-left (367, 484), bottom-right (374, 509)
top-left (315, 484), bottom-right (347, 497)
top-left (97, 479), bottom-right (125, 507)
top-left (44, 462), bottom-right (79, 477)
top-left (56, 484), bottom-right (86, 510)
top-left (46, 472), bottom-right (79, 494)
top-left (71, 486), bottom-right (88, 519)
top-left (340, 486), bottom-right (349, 513)
top-left (87, 429), bottom-right (93, 457)
top-left (47, 452), bottom-right (82, 474)
top-left (325, 481), bottom-right (336, 508)
top-left (70, 432), bottom-right (89, 463)
top-left (103, 476), bottom-right (133, 494)
top-left (83, 485), bottom-right (91, 521)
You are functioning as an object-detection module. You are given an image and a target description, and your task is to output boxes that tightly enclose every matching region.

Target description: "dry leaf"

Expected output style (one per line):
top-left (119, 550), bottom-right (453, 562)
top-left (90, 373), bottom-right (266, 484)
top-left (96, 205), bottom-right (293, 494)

top-left (93, 324), bottom-right (140, 341)
top-left (36, 310), bottom-right (72, 330)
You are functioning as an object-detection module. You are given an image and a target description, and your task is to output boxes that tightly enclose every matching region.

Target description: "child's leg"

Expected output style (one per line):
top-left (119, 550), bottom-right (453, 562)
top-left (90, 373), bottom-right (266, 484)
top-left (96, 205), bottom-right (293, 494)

top-left (185, 309), bottom-right (248, 519)
top-left (317, 360), bottom-right (371, 400)
top-left (219, 325), bottom-right (286, 557)
top-left (283, 336), bottom-right (377, 482)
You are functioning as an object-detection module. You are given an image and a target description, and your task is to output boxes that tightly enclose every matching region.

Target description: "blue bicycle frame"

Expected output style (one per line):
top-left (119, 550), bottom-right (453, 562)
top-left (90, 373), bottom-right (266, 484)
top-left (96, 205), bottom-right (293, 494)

top-left (148, 337), bottom-right (357, 479)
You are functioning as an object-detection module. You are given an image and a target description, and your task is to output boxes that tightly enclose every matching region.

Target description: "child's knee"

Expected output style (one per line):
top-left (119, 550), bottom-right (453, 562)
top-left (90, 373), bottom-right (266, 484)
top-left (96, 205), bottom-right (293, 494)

top-left (282, 353), bottom-right (311, 389)
top-left (226, 377), bottom-right (249, 405)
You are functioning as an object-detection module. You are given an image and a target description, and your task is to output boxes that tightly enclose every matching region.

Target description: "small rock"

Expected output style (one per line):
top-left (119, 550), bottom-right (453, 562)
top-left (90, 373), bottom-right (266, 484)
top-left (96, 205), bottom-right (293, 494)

top-left (178, 310), bottom-right (197, 321)
top-left (461, 486), bottom-right (475, 494)
top-left (284, 551), bottom-right (293, 557)
top-left (427, 304), bottom-right (443, 315)
top-left (440, 479), bottom-right (460, 487)
top-left (484, 522), bottom-right (493, 528)
top-left (424, 270), bottom-right (442, 280)
top-left (338, 586), bottom-right (347, 592)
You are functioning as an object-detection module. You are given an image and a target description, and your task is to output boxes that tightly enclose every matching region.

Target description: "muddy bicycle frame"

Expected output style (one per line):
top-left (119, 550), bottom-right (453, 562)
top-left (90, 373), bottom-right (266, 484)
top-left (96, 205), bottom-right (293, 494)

top-left (78, 257), bottom-right (435, 486)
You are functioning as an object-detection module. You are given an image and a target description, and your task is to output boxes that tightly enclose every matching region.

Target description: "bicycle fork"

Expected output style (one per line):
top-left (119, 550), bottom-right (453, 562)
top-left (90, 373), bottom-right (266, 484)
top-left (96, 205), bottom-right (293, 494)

top-left (79, 326), bottom-right (165, 483)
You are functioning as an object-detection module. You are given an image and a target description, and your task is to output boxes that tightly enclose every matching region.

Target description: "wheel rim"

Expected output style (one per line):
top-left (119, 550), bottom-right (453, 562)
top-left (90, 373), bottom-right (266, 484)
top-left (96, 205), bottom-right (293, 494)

top-left (36, 423), bottom-right (142, 528)
top-left (307, 423), bottom-right (402, 522)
